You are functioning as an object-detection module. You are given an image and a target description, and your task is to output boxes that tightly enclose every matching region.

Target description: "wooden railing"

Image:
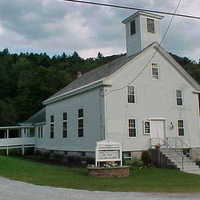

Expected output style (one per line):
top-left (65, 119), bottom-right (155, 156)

top-left (0, 137), bottom-right (35, 148)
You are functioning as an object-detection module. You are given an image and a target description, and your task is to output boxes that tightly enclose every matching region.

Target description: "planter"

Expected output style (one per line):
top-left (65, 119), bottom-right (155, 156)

top-left (87, 166), bottom-right (130, 177)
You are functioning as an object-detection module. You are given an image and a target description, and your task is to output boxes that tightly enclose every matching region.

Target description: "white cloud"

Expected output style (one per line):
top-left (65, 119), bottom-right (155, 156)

top-left (0, 0), bottom-right (199, 60)
top-left (0, 24), bottom-right (4, 35)
top-left (79, 46), bottom-right (125, 58)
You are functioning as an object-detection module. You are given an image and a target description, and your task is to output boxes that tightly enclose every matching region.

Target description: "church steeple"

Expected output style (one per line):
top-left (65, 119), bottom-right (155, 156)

top-left (122, 11), bottom-right (164, 56)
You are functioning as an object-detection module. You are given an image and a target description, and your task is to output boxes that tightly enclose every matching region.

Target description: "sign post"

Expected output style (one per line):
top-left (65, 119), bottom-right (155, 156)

top-left (95, 140), bottom-right (122, 167)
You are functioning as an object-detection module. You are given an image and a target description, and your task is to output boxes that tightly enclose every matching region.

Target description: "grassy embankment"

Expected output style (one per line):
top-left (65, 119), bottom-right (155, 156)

top-left (0, 156), bottom-right (200, 192)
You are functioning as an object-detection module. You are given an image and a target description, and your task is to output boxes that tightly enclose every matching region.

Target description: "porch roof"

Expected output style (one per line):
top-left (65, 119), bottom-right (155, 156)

top-left (0, 126), bottom-right (34, 130)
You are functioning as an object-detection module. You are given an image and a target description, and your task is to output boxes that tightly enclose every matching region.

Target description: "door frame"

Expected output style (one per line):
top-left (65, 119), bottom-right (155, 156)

top-left (148, 118), bottom-right (167, 144)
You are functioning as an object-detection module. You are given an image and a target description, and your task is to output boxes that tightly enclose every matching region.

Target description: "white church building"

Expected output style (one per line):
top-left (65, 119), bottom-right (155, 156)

top-left (1, 11), bottom-right (200, 162)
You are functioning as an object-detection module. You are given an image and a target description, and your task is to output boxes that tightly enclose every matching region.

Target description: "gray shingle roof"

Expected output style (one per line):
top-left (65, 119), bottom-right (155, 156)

top-left (50, 54), bottom-right (137, 98)
top-left (26, 108), bottom-right (46, 124)
top-left (47, 42), bottom-right (200, 101)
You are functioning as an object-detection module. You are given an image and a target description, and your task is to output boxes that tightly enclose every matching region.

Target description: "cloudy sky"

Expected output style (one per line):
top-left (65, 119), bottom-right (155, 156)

top-left (0, 0), bottom-right (199, 61)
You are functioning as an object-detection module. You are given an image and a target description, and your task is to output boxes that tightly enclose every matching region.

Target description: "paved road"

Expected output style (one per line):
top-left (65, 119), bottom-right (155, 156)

top-left (0, 177), bottom-right (200, 200)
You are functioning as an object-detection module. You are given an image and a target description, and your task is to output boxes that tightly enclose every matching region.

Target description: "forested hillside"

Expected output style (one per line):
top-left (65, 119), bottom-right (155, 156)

top-left (0, 49), bottom-right (122, 126)
top-left (0, 49), bottom-right (199, 126)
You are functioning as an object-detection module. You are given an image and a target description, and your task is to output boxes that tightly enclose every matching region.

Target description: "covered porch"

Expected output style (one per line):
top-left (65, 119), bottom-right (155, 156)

top-left (0, 126), bottom-right (35, 155)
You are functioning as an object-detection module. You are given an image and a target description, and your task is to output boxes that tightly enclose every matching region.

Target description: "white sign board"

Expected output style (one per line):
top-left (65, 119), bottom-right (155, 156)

top-left (98, 150), bottom-right (119, 160)
top-left (95, 140), bottom-right (122, 166)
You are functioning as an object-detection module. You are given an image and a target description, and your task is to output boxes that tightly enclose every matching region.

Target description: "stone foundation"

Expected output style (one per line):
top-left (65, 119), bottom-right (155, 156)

top-left (35, 148), bottom-right (95, 158)
top-left (87, 166), bottom-right (130, 177)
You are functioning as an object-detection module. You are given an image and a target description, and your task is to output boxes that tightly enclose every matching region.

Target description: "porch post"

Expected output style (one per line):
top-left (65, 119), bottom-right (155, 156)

top-left (22, 145), bottom-right (25, 156)
top-left (4, 130), bottom-right (6, 139)
top-left (21, 128), bottom-right (24, 138)
top-left (6, 129), bottom-right (9, 139)
top-left (6, 146), bottom-right (9, 156)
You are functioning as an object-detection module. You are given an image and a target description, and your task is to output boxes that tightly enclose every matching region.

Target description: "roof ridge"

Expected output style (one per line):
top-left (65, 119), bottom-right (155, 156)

top-left (44, 42), bottom-right (158, 103)
top-left (48, 55), bottom-right (126, 99)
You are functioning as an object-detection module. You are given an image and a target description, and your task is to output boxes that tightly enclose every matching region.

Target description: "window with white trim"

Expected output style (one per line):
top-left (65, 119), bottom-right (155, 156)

top-left (130, 20), bottom-right (136, 35)
top-left (41, 127), bottom-right (43, 138)
top-left (63, 112), bottom-right (67, 138)
top-left (38, 126), bottom-right (43, 139)
top-left (123, 152), bottom-right (132, 160)
top-left (176, 90), bottom-right (183, 105)
top-left (78, 109), bottom-right (84, 137)
top-left (144, 121), bottom-right (150, 135)
top-left (147, 18), bottom-right (155, 33)
top-left (38, 127), bottom-right (40, 138)
top-left (152, 63), bottom-right (159, 79)
top-left (50, 115), bottom-right (54, 139)
top-left (128, 119), bottom-right (136, 137)
top-left (178, 120), bottom-right (184, 136)
top-left (128, 86), bottom-right (135, 103)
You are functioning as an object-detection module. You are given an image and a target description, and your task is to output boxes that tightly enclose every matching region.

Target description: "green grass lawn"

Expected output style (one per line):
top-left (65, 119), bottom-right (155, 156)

top-left (0, 156), bottom-right (200, 193)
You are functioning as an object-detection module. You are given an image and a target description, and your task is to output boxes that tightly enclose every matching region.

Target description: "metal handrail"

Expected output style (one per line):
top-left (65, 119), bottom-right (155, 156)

top-left (166, 137), bottom-right (191, 148)
top-left (163, 138), bottom-right (186, 170)
top-left (150, 137), bottom-right (186, 170)
top-left (166, 137), bottom-right (191, 158)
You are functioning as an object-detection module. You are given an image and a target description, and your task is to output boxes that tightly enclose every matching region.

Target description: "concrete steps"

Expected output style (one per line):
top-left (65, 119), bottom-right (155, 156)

top-left (160, 148), bottom-right (200, 175)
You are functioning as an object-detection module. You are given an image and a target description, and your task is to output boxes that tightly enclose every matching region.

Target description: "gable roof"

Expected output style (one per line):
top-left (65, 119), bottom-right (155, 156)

top-left (155, 45), bottom-right (200, 91)
top-left (44, 43), bottom-right (157, 106)
top-left (25, 108), bottom-right (46, 125)
top-left (49, 53), bottom-right (138, 99)
top-left (44, 42), bottom-right (200, 105)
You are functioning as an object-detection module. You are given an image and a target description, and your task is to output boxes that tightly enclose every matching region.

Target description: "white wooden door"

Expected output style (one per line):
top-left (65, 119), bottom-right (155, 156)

top-left (150, 120), bottom-right (165, 145)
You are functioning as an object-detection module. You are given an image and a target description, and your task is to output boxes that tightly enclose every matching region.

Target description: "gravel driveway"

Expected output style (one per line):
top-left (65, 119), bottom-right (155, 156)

top-left (0, 177), bottom-right (200, 200)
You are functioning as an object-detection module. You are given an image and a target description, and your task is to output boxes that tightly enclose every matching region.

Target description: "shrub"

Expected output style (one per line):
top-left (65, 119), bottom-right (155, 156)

top-left (141, 151), bottom-right (152, 167)
top-left (80, 156), bottom-right (94, 166)
top-left (42, 151), bottom-right (50, 160)
top-left (24, 147), bottom-right (34, 155)
top-left (0, 149), bottom-right (6, 155)
top-left (125, 159), bottom-right (144, 168)
top-left (53, 153), bottom-right (64, 161)
top-left (183, 149), bottom-right (191, 157)
top-left (103, 161), bottom-right (118, 168)
top-left (195, 159), bottom-right (200, 166)
top-left (8, 148), bottom-right (21, 156)
top-left (35, 150), bottom-right (42, 156)
top-left (67, 156), bottom-right (81, 166)
top-left (86, 157), bottom-right (95, 165)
